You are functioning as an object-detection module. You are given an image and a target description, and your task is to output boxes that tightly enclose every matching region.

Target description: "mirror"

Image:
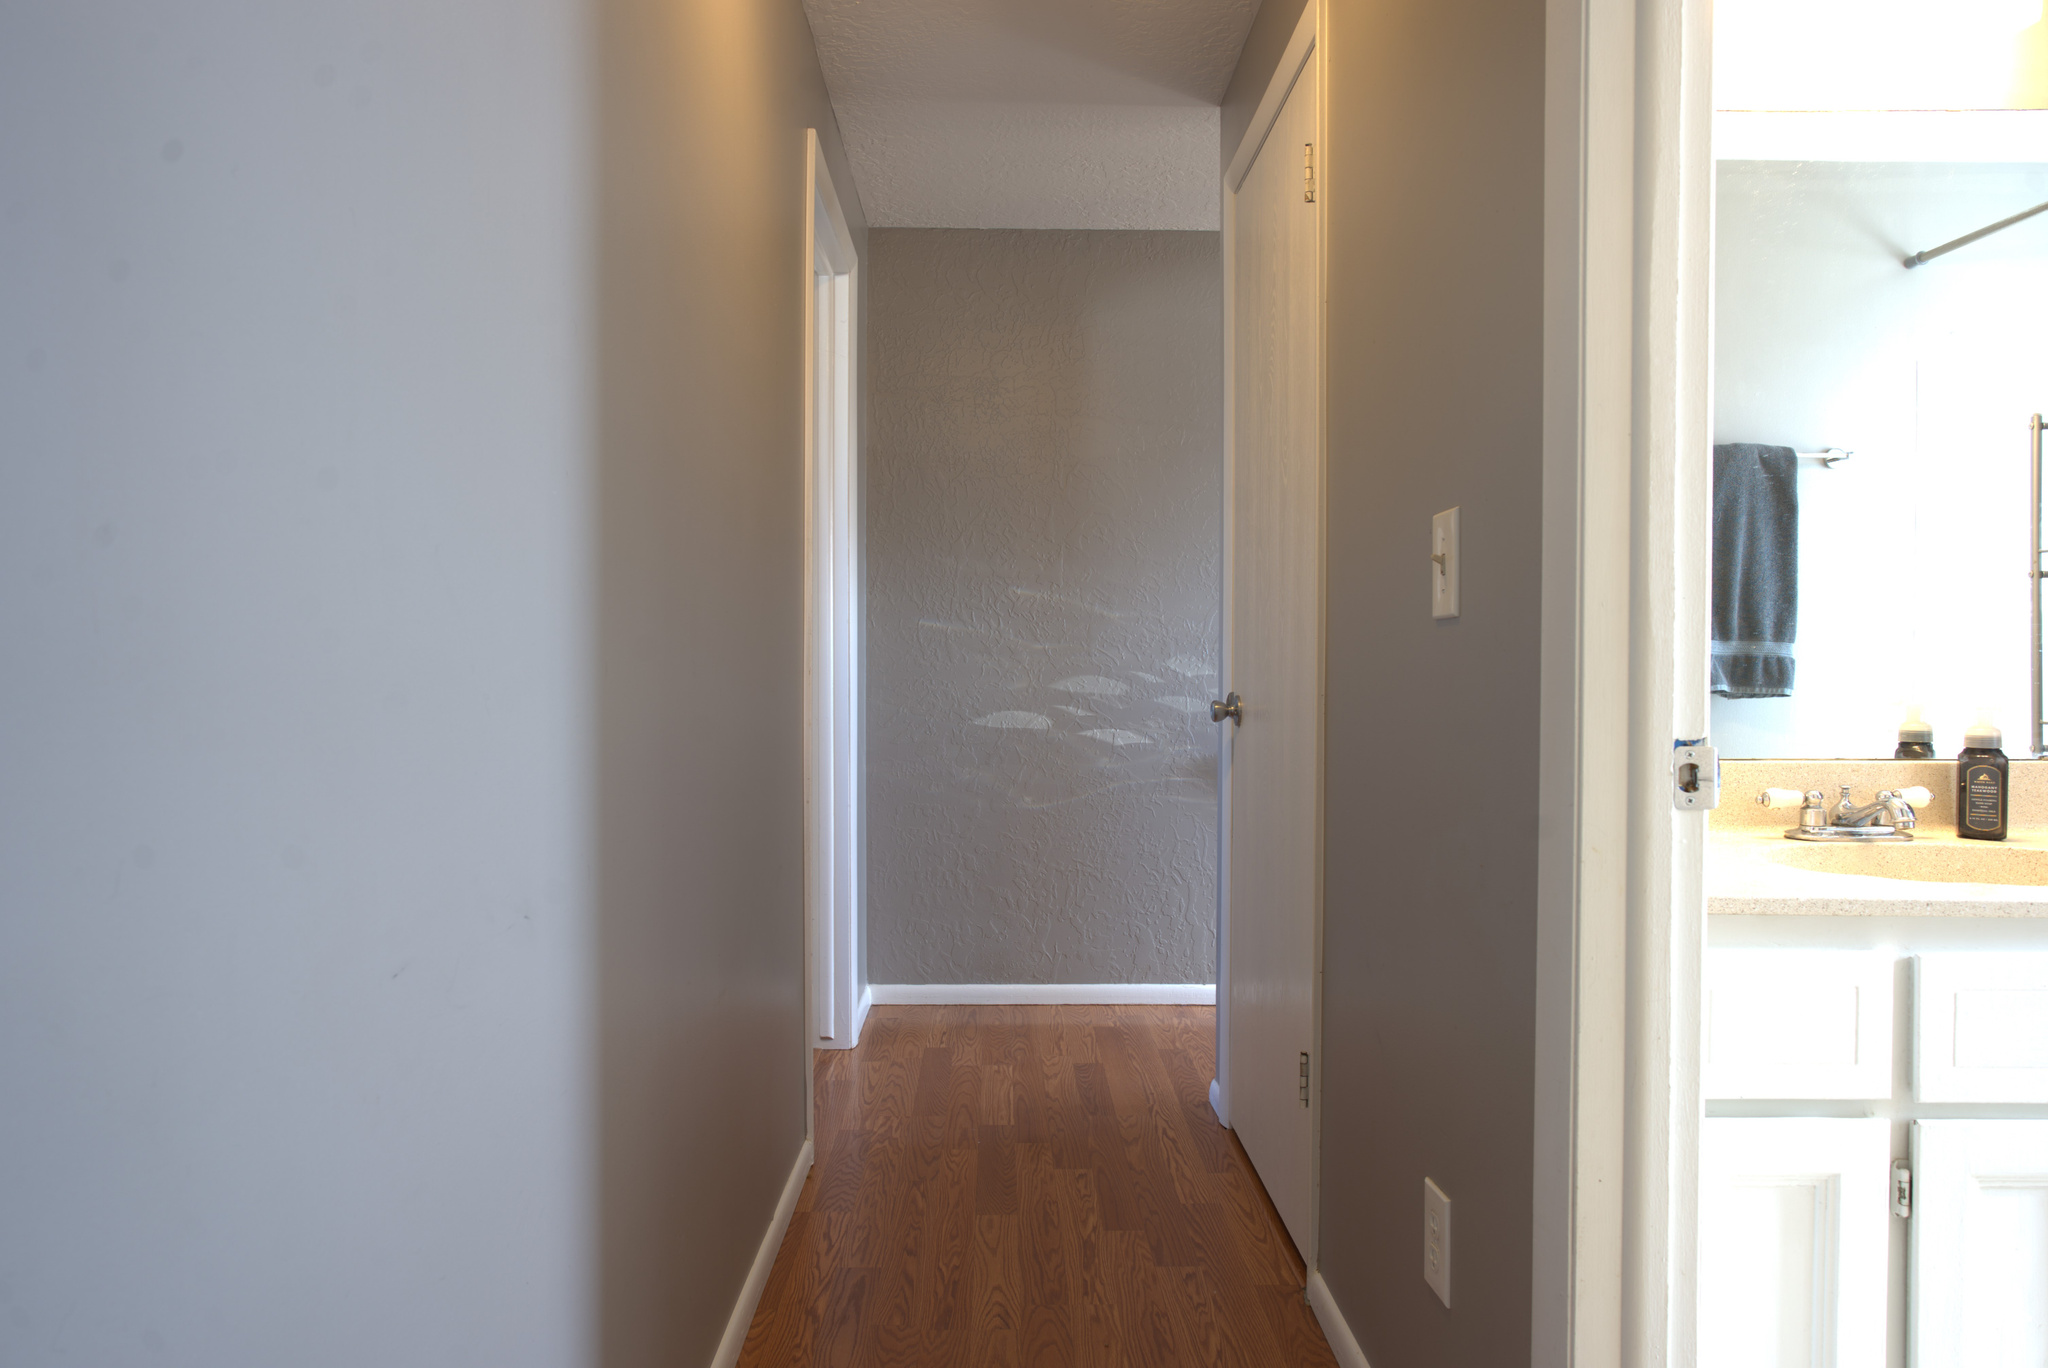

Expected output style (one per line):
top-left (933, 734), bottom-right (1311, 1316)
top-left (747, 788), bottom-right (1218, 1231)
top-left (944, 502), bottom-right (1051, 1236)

top-left (1712, 148), bottom-right (2048, 758)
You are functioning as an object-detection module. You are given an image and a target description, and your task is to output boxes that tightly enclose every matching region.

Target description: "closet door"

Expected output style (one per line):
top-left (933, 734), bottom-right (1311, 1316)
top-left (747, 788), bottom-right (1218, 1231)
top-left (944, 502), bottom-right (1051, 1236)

top-left (1699, 1117), bottom-right (1891, 1368)
top-left (1910, 1120), bottom-right (2048, 1368)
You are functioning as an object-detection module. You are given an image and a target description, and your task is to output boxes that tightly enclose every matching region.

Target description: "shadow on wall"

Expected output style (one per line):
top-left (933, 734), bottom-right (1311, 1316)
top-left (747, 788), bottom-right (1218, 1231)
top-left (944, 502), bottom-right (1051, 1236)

top-left (866, 228), bottom-right (1223, 989)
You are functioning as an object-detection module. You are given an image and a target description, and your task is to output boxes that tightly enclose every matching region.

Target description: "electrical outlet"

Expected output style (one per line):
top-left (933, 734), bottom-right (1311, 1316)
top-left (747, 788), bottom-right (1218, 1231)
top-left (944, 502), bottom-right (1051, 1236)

top-left (1431, 507), bottom-right (1460, 619)
top-left (1423, 1178), bottom-right (1452, 1307)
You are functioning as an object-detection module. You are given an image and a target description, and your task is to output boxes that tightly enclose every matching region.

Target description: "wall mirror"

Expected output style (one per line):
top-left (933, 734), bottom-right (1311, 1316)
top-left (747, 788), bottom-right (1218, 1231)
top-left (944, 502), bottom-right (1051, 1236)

top-left (1712, 114), bottom-right (2048, 759)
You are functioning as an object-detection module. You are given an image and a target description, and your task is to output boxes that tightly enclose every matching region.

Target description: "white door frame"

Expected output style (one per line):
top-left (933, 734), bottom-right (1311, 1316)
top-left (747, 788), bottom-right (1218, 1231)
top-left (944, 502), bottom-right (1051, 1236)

top-left (1535, 0), bottom-right (1712, 1365)
top-left (1215, 0), bottom-right (1324, 1251)
top-left (804, 130), bottom-right (866, 1061)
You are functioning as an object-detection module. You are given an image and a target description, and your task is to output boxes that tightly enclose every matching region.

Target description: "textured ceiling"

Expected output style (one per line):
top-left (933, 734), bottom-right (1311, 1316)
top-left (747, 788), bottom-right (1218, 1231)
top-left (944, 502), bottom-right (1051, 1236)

top-left (803, 0), bottom-right (1260, 229)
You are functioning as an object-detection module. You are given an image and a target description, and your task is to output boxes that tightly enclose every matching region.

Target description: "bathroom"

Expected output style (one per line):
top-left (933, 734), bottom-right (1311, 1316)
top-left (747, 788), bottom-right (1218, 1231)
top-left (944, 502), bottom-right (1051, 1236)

top-left (1699, 5), bottom-right (2048, 1364)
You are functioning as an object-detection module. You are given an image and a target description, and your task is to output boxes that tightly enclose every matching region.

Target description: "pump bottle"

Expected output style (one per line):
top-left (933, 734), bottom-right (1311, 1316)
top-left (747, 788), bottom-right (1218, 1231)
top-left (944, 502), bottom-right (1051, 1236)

top-left (1957, 719), bottom-right (2009, 841)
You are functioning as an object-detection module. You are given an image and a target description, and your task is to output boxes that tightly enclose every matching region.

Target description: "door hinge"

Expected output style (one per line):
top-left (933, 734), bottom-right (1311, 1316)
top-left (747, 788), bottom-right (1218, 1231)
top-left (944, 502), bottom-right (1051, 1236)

top-left (1892, 1160), bottom-right (1912, 1218)
top-left (1303, 144), bottom-right (1316, 203)
top-left (1673, 738), bottom-right (1720, 811)
top-left (1299, 1051), bottom-right (1310, 1105)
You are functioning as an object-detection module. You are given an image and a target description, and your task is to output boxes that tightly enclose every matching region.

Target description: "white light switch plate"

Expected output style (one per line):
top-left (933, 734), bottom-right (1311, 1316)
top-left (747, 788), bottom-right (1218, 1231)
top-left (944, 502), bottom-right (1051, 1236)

top-left (1431, 507), bottom-right (1460, 619)
top-left (1423, 1177), bottom-right (1452, 1306)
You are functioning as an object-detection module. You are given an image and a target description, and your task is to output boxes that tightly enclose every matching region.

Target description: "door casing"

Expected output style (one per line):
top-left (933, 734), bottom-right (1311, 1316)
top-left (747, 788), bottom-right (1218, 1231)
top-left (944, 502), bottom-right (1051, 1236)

top-left (1534, 0), bottom-right (1713, 1365)
top-left (804, 129), bottom-right (865, 1076)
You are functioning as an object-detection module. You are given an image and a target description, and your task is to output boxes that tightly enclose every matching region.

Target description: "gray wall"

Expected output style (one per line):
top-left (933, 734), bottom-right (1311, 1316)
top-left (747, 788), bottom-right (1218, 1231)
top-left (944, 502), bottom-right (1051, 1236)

top-left (592, 2), bottom-right (864, 1364)
top-left (0, 3), bottom-right (861, 1365)
top-left (1224, 0), bottom-right (1544, 1364)
top-left (865, 228), bottom-right (1221, 986)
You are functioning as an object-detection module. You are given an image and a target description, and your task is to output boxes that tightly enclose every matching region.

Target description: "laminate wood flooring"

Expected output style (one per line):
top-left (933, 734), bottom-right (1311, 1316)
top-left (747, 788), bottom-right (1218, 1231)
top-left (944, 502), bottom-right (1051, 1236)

top-left (738, 1004), bottom-right (1340, 1368)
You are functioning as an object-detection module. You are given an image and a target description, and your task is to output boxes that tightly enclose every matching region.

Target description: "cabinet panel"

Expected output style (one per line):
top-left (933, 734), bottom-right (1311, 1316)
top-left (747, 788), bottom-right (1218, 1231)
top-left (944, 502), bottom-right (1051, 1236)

top-left (1705, 950), bottom-right (1895, 1100)
top-left (1701, 1117), bottom-right (1892, 1368)
top-left (1916, 953), bottom-right (2048, 1102)
top-left (1910, 1120), bottom-right (2048, 1368)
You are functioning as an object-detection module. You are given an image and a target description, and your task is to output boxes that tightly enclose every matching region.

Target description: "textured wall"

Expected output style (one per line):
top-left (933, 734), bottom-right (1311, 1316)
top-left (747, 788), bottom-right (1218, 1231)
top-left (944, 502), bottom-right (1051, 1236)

top-left (866, 228), bottom-right (1221, 986)
top-left (1225, 0), bottom-right (1546, 1365)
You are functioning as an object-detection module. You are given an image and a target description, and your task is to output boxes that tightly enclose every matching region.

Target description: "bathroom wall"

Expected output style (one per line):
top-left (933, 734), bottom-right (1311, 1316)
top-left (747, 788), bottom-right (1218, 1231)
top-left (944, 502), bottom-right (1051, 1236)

top-left (864, 228), bottom-right (1221, 987)
top-left (1224, 0), bottom-right (1546, 1365)
top-left (1713, 160), bottom-right (2048, 759)
top-left (0, 2), bottom-right (861, 1365)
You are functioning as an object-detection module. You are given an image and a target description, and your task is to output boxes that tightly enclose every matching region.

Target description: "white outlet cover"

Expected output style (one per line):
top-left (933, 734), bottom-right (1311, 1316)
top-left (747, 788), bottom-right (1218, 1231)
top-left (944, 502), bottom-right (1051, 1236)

top-left (1431, 507), bottom-right (1460, 619)
top-left (1423, 1177), bottom-right (1452, 1306)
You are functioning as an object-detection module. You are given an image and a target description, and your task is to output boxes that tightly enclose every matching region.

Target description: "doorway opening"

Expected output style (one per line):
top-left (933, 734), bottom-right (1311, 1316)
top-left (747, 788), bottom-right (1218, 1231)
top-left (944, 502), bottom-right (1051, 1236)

top-left (806, 128), bottom-right (864, 1053)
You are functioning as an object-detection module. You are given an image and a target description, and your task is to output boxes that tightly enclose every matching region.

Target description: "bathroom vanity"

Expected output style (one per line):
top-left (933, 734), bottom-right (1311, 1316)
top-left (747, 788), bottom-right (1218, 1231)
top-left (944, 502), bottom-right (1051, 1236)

top-left (1703, 760), bottom-right (2048, 1368)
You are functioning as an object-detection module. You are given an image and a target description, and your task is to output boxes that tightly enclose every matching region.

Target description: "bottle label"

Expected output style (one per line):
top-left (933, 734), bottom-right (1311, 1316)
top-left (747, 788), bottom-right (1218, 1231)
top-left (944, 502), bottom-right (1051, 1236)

top-left (1965, 765), bottom-right (2003, 831)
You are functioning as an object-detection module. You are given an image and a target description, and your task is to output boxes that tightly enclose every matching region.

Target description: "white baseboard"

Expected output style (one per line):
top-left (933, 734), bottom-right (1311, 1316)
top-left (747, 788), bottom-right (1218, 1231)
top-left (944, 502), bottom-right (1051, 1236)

top-left (709, 1138), bottom-right (813, 1368)
top-left (1307, 1271), bottom-right (1371, 1368)
top-left (818, 985), bottom-right (876, 1052)
top-left (868, 983), bottom-right (1216, 1006)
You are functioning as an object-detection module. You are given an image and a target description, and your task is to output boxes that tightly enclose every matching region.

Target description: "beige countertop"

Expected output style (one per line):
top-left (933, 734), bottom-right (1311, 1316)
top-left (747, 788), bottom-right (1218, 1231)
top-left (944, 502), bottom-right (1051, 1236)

top-left (1708, 826), bottom-right (2048, 917)
top-left (1709, 759), bottom-right (2048, 917)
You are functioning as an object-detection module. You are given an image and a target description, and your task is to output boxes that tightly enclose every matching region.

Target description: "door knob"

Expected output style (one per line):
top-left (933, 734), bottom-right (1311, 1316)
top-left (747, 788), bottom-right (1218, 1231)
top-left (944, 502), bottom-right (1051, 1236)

top-left (1210, 692), bottom-right (1242, 726)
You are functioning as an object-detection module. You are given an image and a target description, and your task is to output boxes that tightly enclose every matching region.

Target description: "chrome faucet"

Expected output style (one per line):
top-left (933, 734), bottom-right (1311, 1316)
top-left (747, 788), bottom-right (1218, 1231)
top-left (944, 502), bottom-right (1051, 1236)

top-left (1833, 785), bottom-right (1919, 830)
top-left (1757, 784), bottom-right (1931, 842)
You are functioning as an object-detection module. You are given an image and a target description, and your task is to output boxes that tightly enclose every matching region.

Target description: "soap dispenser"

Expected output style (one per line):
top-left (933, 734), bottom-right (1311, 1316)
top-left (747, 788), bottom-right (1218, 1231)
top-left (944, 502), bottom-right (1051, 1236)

top-left (1895, 706), bottom-right (1935, 760)
top-left (1957, 716), bottom-right (2009, 841)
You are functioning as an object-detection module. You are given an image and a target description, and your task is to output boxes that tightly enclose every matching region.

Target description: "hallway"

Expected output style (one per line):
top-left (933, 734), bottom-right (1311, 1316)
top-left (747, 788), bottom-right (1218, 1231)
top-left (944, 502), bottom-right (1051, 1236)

top-left (739, 1005), bottom-right (1339, 1367)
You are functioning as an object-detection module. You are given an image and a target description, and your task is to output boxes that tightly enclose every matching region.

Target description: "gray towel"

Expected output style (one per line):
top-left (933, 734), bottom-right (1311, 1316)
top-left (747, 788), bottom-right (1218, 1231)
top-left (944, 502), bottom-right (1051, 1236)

top-left (1711, 443), bottom-right (1798, 698)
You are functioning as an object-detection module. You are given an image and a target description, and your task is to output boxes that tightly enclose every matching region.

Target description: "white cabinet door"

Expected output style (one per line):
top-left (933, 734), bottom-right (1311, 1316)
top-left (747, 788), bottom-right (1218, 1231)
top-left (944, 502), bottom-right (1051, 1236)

top-left (1910, 1120), bottom-right (2048, 1368)
top-left (1915, 953), bottom-right (2048, 1103)
top-left (1701, 1118), bottom-right (1892, 1368)
top-left (1223, 48), bottom-right (1321, 1255)
top-left (1705, 950), bottom-right (1895, 1100)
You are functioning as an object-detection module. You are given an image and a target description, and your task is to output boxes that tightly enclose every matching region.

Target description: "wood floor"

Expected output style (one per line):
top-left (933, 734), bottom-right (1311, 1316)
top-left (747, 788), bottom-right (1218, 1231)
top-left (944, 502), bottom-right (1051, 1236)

top-left (738, 1003), bottom-right (1340, 1368)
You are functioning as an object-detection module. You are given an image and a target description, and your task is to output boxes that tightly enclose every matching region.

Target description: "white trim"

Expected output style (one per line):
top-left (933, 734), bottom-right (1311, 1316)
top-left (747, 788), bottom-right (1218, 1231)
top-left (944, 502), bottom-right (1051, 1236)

top-left (1307, 1272), bottom-right (1371, 1368)
top-left (1225, 2), bottom-right (1318, 193)
top-left (1534, 0), bottom-right (1637, 1364)
top-left (1714, 109), bottom-right (2048, 163)
top-left (708, 1138), bottom-right (813, 1368)
top-left (869, 983), bottom-right (1216, 1006)
top-left (1537, 0), bottom-right (1713, 1363)
top-left (851, 983), bottom-right (873, 1045)
top-left (803, 129), bottom-right (864, 1054)
top-left (1623, 1), bottom-right (1714, 1366)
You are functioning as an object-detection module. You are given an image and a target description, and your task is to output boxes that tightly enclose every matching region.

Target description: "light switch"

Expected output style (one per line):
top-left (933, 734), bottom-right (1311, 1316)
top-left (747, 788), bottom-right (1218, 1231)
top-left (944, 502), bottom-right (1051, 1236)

top-left (1431, 507), bottom-right (1460, 619)
top-left (1423, 1177), bottom-right (1452, 1307)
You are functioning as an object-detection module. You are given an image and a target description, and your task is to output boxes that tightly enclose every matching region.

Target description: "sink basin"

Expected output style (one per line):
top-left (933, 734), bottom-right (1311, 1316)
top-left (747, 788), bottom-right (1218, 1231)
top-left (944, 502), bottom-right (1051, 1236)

top-left (1765, 839), bottom-right (2048, 886)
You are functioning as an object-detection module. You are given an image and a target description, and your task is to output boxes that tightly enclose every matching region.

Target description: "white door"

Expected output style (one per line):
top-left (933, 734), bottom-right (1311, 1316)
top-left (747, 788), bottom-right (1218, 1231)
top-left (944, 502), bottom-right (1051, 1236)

top-left (1699, 1117), bottom-right (1891, 1368)
top-left (1911, 1120), bottom-right (2048, 1368)
top-left (1223, 48), bottom-right (1320, 1255)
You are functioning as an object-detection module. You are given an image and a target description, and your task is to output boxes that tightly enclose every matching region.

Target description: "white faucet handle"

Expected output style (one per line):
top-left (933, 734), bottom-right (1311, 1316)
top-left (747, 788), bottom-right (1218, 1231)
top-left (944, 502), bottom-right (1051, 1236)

top-left (1897, 786), bottom-right (1933, 807)
top-left (1757, 788), bottom-right (1807, 809)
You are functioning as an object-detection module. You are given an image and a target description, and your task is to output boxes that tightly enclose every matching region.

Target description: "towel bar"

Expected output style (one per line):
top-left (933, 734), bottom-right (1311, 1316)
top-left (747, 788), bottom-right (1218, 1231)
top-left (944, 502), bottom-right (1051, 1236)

top-left (1796, 448), bottom-right (1852, 467)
